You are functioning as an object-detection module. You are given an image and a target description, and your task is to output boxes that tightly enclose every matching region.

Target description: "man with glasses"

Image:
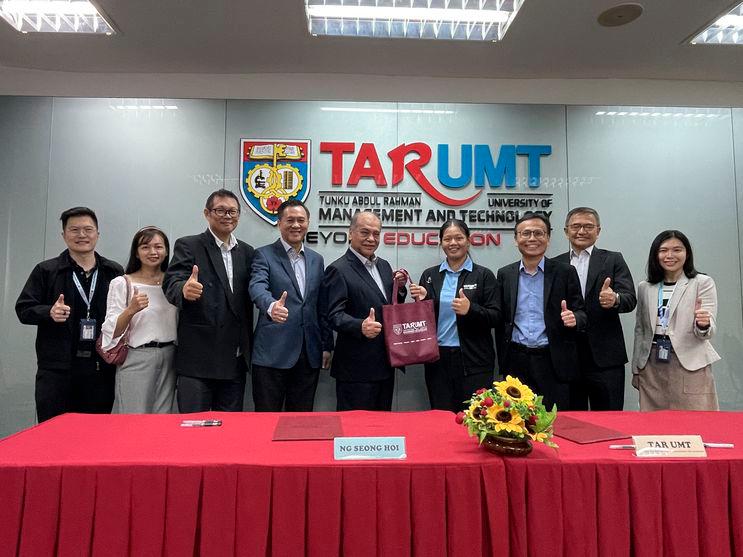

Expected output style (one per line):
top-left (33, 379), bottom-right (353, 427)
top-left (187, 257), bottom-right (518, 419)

top-left (323, 211), bottom-right (405, 411)
top-left (555, 207), bottom-right (636, 410)
top-left (16, 207), bottom-right (124, 422)
top-left (495, 212), bottom-right (587, 410)
top-left (163, 189), bottom-right (254, 412)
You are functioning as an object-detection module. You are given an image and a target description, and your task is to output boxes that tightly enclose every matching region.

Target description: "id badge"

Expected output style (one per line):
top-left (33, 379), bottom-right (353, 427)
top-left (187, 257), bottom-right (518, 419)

top-left (656, 337), bottom-right (671, 363)
top-left (79, 318), bottom-right (97, 341)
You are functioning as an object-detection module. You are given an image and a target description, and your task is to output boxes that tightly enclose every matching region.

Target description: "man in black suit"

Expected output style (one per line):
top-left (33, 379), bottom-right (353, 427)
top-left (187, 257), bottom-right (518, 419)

top-left (324, 211), bottom-right (404, 411)
top-left (163, 189), bottom-right (254, 412)
top-left (555, 207), bottom-right (636, 410)
top-left (496, 212), bottom-right (587, 411)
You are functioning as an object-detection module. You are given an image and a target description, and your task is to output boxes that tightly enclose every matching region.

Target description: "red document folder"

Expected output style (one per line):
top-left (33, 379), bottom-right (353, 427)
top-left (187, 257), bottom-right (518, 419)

top-left (272, 415), bottom-right (343, 441)
top-left (553, 415), bottom-right (629, 444)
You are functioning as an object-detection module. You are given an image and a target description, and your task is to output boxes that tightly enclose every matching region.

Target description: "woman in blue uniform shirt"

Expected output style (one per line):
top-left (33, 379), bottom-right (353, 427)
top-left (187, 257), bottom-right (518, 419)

top-left (411, 220), bottom-right (500, 412)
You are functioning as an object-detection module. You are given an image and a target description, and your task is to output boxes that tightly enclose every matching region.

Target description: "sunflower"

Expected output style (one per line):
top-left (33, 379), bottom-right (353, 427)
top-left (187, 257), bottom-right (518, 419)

top-left (495, 375), bottom-right (535, 404)
top-left (529, 431), bottom-right (549, 443)
top-left (485, 405), bottom-right (526, 435)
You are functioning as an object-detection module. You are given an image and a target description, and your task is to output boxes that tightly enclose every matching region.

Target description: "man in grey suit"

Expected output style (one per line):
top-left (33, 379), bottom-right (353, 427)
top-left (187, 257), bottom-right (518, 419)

top-left (163, 189), bottom-right (254, 412)
top-left (249, 199), bottom-right (333, 411)
top-left (555, 207), bottom-right (636, 410)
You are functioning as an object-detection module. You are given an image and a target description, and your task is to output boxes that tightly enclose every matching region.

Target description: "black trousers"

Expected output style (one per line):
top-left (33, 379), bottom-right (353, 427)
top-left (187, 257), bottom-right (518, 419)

top-left (252, 345), bottom-right (319, 412)
top-left (335, 376), bottom-right (395, 411)
top-left (424, 347), bottom-right (493, 413)
top-left (573, 339), bottom-right (626, 411)
top-left (36, 365), bottom-right (115, 423)
top-left (176, 357), bottom-right (248, 412)
top-left (505, 344), bottom-right (573, 411)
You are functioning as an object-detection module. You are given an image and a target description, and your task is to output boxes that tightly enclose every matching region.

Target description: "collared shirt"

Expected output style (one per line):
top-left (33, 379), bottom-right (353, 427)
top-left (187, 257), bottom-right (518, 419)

top-left (349, 246), bottom-right (387, 301)
top-left (208, 227), bottom-right (237, 291)
top-left (280, 237), bottom-right (306, 298)
top-left (511, 258), bottom-right (548, 347)
top-left (437, 256), bottom-right (473, 347)
top-left (569, 244), bottom-right (594, 297)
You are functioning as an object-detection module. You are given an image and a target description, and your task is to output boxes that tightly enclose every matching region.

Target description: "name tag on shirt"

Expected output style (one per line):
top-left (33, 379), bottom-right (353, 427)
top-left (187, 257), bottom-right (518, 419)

top-left (462, 283), bottom-right (477, 290)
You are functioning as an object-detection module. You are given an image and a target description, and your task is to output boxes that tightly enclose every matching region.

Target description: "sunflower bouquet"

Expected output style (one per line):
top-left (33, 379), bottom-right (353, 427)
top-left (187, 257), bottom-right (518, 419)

top-left (455, 375), bottom-right (558, 449)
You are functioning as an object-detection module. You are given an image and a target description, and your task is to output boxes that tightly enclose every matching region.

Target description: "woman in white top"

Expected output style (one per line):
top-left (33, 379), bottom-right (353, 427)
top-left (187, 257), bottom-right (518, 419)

top-left (101, 226), bottom-right (178, 413)
top-left (632, 230), bottom-right (720, 411)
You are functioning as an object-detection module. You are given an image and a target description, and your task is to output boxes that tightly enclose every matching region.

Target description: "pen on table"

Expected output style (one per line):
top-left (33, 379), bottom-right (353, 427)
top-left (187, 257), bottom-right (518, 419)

top-left (609, 443), bottom-right (734, 449)
top-left (180, 420), bottom-right (222, 427)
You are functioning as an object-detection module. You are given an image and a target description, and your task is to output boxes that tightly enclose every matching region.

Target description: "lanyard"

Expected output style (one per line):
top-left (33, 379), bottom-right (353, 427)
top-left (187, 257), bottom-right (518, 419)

top-left (72, 269), bottom-right (98, 319)
top-left (657, 283), bottom-right (675, 332)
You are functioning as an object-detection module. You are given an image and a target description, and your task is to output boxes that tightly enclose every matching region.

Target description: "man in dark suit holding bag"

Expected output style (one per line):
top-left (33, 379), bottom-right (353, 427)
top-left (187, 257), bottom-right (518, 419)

top-left (323, 211), bottom-right (405, 411)
top-left (163, 189), bottom-right (254, 412)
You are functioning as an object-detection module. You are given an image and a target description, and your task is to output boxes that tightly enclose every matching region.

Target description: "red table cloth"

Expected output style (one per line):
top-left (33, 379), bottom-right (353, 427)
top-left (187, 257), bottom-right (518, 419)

top-left (0, 410), bottom-right (742, 557)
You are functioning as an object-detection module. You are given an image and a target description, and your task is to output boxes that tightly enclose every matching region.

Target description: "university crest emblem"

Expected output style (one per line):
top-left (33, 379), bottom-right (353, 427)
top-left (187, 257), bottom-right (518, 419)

top-left (393, 324), bottom-right (403, 336)
top-left (240, 139), bottom-right (311, 225)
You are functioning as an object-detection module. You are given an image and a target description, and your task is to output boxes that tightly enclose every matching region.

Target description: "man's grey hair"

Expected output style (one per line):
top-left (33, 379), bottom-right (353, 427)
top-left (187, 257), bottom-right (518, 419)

top-left (564, 207), bottom-right (601, 227)
top-left (350, 210), bottom-right (381, 229)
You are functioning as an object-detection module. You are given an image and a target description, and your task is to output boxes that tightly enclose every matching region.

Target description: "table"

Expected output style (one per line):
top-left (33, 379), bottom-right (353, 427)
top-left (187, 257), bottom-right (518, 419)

top-left (1, 410), bottom-right (742, 557)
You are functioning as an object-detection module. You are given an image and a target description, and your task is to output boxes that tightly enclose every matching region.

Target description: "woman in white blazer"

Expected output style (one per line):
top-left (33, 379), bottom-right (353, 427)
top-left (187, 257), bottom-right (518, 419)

top-left (632, 230), bottom-right (720, 410)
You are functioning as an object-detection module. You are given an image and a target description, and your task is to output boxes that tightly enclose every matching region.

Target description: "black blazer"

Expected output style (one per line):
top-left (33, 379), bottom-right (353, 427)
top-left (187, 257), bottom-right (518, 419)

top-left (324, 249), bottom-right (402, 382)
top-left (163, 230), bottom-right (254, 380)
top-left (555, 247), bottom-right (637, 367)
top-left (419, 262), bottom-right (500, 375)
top-left (496, 257), bottom-right (586, 382)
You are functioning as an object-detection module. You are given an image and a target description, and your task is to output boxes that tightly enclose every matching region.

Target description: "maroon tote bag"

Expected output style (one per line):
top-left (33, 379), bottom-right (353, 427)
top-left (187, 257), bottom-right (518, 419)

top-left (382, 270), bottom-right (440, 367)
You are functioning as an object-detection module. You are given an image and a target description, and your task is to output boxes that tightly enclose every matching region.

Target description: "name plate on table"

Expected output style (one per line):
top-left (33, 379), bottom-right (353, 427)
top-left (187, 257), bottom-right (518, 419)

top-left (333, 437), bottom-right (406, 460)
top-left (632, 435), bottom-right (707, 458)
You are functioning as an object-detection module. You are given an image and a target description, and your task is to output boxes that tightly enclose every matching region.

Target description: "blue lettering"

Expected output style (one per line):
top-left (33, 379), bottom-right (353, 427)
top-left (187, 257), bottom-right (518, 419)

top-left (437, 144), bottom-right (472, 189)
top-left (516, 145), bottom-right (551, 187)
top-left (474, 144), bottom-right (516, 188)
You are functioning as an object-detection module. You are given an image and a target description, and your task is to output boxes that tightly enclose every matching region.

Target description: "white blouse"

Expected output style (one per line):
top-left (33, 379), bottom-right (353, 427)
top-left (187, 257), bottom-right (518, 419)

top-left (101, 275), bottom-right (178, 350)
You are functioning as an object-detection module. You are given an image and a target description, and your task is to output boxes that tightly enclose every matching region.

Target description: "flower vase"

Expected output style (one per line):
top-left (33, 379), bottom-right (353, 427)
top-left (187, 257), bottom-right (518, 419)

top-left (482, 434), bottom-right (532, 457)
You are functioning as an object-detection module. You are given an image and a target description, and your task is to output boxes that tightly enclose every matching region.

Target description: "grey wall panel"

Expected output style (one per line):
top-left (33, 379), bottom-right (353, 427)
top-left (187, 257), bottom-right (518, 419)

top-left (0, 97), bottom-right (53, 437)
top-left (46, 98), bottom-right (228, 266)
top-left (567, 107), bottom-right (741, 409)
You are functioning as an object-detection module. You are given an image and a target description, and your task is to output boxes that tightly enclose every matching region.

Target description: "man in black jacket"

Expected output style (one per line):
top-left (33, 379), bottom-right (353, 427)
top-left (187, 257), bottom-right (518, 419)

top-left (323, 211), bottom-right (404, 411)
top-left (163, 189), bottom-right (254, 412)
top-left (16, 207), bottom-right (124, 422)
top-left (555, 207), bottom-right (636, 410)
top-left (496, 212), bottom-right (587, 411)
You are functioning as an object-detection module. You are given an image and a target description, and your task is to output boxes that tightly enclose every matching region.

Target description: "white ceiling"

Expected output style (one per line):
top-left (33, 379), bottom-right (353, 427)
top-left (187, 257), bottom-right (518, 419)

top-left (1, 0), bottom-right (742, 82)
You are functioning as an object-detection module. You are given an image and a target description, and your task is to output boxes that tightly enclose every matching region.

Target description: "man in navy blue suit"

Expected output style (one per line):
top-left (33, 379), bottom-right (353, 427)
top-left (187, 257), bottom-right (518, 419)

top-left (249, 199), bottom-right (333, 411)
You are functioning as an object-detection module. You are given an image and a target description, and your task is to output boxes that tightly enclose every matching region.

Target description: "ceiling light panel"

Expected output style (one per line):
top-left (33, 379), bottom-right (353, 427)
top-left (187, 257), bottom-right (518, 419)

top-left (305, 0), bottom-right (525, 42)
top-left (0, 0), bottom-right (115, 34)
top-left (690, 1), bottom-right (743, 45)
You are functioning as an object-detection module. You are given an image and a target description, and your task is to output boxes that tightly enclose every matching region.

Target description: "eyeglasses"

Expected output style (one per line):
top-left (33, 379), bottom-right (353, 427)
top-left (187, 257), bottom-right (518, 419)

top-left (517, 229), bottom-right (548, 239)
top-left (567, 224), bottom-right (597, 232)
top-left (65, 226), bottom-right (97, 236)
top-left (210, 208), bottom-right (240, 218)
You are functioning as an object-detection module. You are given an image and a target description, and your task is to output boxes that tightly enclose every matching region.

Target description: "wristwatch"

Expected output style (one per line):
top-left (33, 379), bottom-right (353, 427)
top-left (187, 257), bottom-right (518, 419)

top-left (613, 292), bottom-right (620, 308)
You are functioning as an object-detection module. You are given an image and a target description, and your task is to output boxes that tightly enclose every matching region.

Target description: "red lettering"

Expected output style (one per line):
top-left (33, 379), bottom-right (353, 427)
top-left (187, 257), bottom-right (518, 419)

top-left (320, 142), bottom-right (355, 185)
top-left (388, 142), bottom-right (480, 207)
top-left (397, 232), bottom-right (410, 245)
top-left (348, 143), bottom-right (387, 186)
top-left (383, 232), bottom-right (396, 245)
top-left (425, 231), bottom-right (439, 245)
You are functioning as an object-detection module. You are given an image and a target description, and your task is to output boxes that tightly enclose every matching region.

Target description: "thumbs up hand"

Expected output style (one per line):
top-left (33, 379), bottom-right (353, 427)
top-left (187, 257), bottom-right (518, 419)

top-left (694, 297), bottom-right (711, 329)
top-left (127, 286), bottom-right (149, 314)
top-left (183, 265), bottom-right (203, 301)
top-left (561, 299), bottom-right (577, 328)
top-left (598, 277), bottom-right (617, 309)
top-left (362, 307), bottom-right (383, 338)
top-left (451, 288), bottom-right (471, 316)
top-left (50, 293), bottom-right (71, 323)
top-left (270, 291), bottom-right (290, 323)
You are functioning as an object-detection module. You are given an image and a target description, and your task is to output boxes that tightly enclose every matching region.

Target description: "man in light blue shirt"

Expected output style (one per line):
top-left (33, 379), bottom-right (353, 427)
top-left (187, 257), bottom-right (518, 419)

top-left (496, 212), bottom-right (587, 410)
